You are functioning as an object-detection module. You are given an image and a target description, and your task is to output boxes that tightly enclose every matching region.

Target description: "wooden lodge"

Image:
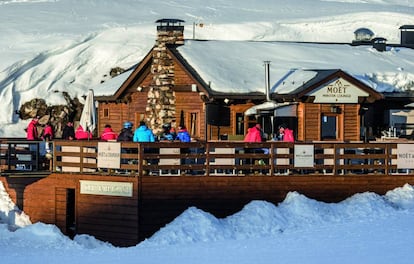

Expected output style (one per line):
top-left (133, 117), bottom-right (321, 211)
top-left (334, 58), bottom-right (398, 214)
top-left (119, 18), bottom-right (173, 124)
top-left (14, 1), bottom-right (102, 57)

top-left (1, 20), bottom-right (414, 247)
top-left (93, 19), bottom-right (414, 143)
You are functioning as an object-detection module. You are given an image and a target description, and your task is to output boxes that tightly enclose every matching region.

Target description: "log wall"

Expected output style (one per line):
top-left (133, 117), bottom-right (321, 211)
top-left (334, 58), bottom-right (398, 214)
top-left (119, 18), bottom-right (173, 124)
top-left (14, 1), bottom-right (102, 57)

top-left (1, 174), bottom-right (139, 247)
top-left (3, 173), bottom-right (414, 247)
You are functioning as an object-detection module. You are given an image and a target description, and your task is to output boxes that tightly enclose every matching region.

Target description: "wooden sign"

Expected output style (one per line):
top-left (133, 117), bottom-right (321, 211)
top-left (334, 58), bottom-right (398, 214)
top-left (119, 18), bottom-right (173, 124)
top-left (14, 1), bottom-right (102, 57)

top-left (307, 78), bottom-right (368, 103)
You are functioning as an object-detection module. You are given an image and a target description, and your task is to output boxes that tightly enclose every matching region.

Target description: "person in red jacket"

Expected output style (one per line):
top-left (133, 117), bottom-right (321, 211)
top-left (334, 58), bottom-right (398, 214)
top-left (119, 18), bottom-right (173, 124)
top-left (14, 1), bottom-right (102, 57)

top-left (100, 124), bottom-right (118, 141)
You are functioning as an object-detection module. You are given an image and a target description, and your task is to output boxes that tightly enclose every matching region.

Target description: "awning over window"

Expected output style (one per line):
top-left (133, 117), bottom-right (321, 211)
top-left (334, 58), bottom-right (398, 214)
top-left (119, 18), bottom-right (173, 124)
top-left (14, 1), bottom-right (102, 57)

top-left (245, 102), bottom-right (297, 117)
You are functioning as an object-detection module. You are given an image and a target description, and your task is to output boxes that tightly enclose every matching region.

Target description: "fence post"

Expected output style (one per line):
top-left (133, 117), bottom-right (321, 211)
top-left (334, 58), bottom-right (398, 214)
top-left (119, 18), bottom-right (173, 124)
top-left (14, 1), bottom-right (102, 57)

top-left (205, 142), bottom-right (210, 176)
top-left (270, 142), bottom-right (275, 176)
top-left (138, 143), bottom-right (144, 176)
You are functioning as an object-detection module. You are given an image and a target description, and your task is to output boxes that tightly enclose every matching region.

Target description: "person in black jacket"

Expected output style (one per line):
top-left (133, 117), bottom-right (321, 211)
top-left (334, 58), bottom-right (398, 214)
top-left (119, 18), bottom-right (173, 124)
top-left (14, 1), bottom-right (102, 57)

top-left (117, 122), bottom-right (134, 142)
top-left (62, 121), bottom-right (75, 140)
top-left (117, 122), bottom-right (134, 172)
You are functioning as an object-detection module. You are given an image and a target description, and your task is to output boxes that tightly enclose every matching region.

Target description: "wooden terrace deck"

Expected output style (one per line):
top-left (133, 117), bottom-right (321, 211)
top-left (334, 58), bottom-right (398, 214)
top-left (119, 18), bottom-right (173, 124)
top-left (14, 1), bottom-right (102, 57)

top-left (2, 139), bottom-right (414, 246)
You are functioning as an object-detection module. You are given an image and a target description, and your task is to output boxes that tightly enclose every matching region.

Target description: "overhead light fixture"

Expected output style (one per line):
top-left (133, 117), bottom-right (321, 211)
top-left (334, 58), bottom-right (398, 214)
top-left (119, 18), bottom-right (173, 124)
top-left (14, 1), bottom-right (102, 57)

top-left (330, 105), bottom-right (340, 113)
top-left (137, 86), bottom-right (143, 92)
top-left (224, 98), bottom-right (230, 104)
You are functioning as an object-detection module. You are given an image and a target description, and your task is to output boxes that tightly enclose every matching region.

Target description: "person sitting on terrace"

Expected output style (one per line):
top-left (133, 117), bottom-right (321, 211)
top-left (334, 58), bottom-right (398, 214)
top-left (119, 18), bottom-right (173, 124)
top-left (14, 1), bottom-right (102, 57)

top-left (117, 122), bottom-right (134, 142)
top-left (26, 117), bottom-right (40, 140)
top-left (159, 123), bottom-right (176, 141)
top-left (133, 121), bottom-right (155, 142)
top-left (100, 124), bottom-right (118, 141)
top-left (177, 125), bottom-right (191, 143)
top-left (75, 125), bottom-right (92, 140)
top-left (62, 121), bottom-right (75, 140)
top-left (244, 123), bottom-right (265, 143)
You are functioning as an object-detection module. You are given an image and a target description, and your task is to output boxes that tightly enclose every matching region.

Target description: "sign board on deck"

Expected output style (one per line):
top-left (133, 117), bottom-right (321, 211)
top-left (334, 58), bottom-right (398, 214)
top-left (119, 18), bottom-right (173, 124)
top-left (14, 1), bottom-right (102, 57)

top-left (80, 180), bottom-right (133, 197)
top-left (294, 145), bottom-right (314, 168)
top-left (397, 144), bottom-right (414, 169)
top-left (97, 142), bottom-right (121, 169)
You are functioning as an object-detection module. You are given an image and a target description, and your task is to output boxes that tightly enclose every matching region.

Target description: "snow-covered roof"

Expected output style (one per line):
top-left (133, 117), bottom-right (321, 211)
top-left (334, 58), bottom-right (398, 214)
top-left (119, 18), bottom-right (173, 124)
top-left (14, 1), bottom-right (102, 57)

top-left (93, 69), bottom-right (134, 97)
top-left (177, 40), bottom-right (414, 94)
top-left (93, 40), bottom-right (414, 98)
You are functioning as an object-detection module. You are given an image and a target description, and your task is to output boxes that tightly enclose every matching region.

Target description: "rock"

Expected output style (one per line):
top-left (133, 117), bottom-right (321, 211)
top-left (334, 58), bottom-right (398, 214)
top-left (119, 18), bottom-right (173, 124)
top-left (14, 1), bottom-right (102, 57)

top-left (18, 92), bottom-right (84, 139)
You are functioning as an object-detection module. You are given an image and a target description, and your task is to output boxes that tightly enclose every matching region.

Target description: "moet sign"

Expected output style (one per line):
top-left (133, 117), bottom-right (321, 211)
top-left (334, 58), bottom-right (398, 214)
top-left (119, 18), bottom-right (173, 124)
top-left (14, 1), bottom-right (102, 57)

top-left (294, 145), bottom-right (314, 168)
top-left (397, 144), bottom-right (414, 169)
top-left (307, 78), bottom-right (369, 103)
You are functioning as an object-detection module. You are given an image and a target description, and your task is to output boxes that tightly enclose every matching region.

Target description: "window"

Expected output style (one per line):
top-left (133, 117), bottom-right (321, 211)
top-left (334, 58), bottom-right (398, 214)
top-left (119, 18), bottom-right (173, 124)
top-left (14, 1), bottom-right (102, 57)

top-left (236, 113), bottom-right (244, 135)
top-left (186, 111), bottom-right (199, 137)
top-left (135, 112), bottom-right (145, 126)
top-left (190, 112), bottom-right (198, 135)
top-left (103, 108), bottom-right (109, 118)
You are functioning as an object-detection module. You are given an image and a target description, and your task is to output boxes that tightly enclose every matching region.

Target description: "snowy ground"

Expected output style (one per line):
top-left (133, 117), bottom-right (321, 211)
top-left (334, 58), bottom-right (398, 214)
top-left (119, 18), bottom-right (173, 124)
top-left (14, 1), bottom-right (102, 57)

top-left (1, 181), bottom-right (414, 263)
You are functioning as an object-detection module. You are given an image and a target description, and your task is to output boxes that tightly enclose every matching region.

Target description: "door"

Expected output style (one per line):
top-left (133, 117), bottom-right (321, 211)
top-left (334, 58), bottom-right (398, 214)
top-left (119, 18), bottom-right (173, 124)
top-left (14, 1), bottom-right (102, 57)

top-left (66, 189), bottom-right (76, 238)
top-left (321, 115), bottom-right (337, 140)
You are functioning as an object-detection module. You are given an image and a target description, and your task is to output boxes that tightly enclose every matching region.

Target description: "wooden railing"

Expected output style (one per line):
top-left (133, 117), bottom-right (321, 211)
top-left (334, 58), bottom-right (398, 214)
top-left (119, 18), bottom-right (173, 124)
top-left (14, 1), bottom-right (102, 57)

top-left (0, 139), bottom-right (43, 172)
top-left (1, 138), bottom-right (412, 176)
top-left (48, 140), bottom-right (413, 176)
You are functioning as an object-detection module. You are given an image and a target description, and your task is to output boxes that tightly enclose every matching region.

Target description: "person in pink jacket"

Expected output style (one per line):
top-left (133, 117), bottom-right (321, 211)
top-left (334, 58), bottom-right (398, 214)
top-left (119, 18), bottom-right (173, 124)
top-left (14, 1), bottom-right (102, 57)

top-left (100, 124), bottom-right (118, 141)
top-left (75, 125), bottom-right (92, 140)
top-left (244, 123), bottom-right (264, 142)
top-left (26, 117), bottom-right (39, 140)
top-left (243, 123), bottom-right (267, 171)
top-left (41, 123), bottom-right (54, 140)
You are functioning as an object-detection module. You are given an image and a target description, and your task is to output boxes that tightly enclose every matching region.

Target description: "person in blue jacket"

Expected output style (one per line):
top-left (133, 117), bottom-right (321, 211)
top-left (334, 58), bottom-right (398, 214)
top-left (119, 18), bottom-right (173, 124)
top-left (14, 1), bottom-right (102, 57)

top-left (133, 121), bottom-right (156, 170)
top-left (177, 125), bottom-right (191, 142)
top-left (177, 125), bottom-right (192, 172)
top-left (133, 121), bottom-right (155, 142)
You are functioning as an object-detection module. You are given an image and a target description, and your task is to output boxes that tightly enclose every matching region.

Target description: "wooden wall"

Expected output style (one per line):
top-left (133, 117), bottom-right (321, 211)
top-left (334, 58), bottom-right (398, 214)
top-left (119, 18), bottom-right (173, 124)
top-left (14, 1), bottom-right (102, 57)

top-left (174, 61), bottom-right (194, 85)
top-left (0, 176), bottom-right (43, 210)
top-left (3, 173), bottom-right (414, 247)
top-left (14, 174), bottom-right (139, 247)
top-left (298, 103), bottom-right (360, 141)
top-left (343, 104), bottom-right (360, 141)
top-left (175, 91), bottom-right (205, 139)
top-left (138, 175), bottom-right (414, 240)
top-left (301, 103), bottom-right (321, 141)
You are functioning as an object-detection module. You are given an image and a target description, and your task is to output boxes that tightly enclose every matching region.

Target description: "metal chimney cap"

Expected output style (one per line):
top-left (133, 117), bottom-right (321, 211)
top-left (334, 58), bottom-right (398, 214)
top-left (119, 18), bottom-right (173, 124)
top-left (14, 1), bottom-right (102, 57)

top-left (155, 18), bottom-right (185, 25)
top-left (399, 25), bottom-right (414, 30)
top-left (372, 37), bottom-right (387, 43)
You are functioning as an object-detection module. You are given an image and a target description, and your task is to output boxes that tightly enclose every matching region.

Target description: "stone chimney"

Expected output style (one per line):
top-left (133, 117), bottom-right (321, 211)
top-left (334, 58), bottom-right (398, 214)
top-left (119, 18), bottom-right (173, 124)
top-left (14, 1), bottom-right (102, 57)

top-left (146, 19), bottom-right (185, 136)
top-left (372, 37), bottom-right (387, 52)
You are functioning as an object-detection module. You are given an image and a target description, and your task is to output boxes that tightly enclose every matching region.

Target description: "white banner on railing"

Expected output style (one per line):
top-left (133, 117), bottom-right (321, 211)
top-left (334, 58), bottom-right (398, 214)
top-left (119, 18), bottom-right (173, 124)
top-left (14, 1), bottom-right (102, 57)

top-left (294, 145), bottom-right (314, 168)
top-left (97, 142), bottom-right (121, 169)
top-left (397, 144), bottom-right (414, 169)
